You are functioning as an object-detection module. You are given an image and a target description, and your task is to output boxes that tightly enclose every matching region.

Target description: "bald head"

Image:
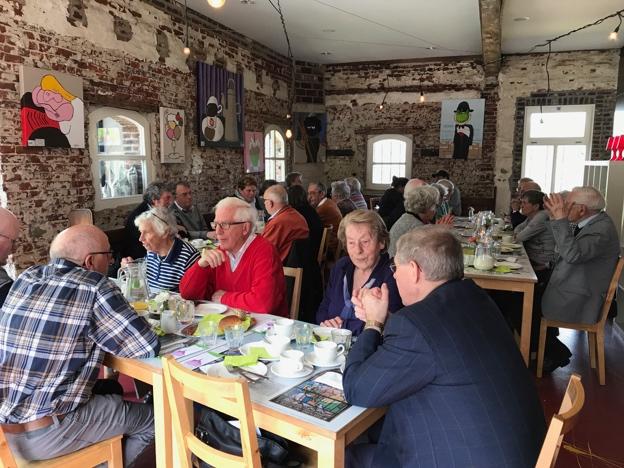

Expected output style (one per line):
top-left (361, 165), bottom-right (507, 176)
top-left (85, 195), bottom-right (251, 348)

top-left (0, 208), bottom-right (19, 265)
top-left (404, 178), bottom-right (427, 197)
top-left (50, 225), bottom-right (110, 273)
top-left (263, 185), bottom-right (288, 215)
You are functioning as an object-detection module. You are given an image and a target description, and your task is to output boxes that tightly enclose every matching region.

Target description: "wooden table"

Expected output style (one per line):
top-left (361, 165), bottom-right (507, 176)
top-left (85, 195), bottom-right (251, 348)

top-left (105, 314), bottom-right (385, 467)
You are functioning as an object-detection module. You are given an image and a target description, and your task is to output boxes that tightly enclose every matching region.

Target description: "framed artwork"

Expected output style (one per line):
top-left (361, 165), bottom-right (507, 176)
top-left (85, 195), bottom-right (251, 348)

top-left (160, 107), bottom-right (185, 163)
top-left (197, 61), bottom-right (244, 148)
top-left (294, 112), bottom-right (326, 163)
top-left (244, 131), bottom-right (264, 173)
top-left (19, 65), bottom-right (85, 148)
top-left (439, 98), bottom-right (485, 159)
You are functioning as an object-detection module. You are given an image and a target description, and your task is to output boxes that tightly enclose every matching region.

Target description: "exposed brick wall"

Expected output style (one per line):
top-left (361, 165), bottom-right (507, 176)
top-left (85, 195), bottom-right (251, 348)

top-left (295, 60), bottom-right (324, 104)
top-left (0, 0), bottom-right (291, 270)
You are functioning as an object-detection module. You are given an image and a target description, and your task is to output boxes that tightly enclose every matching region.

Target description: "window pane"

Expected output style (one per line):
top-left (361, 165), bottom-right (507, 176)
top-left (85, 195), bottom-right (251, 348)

top-left (372, 164), bottom-right (383, 184)
top-left (524, 145), bottom-right (553, 192)
top-left (265, 159), bottom-right (275, 180)
top-left (97, 116), bottom-right (145, 156)
top-left (554, 145), bottom-right (586, 193)
top-left (275, 159), bottom-right (285, 182)
top-left (265, 133), bottom-right (274, 158)
top-left (99, 160), bottom-right (146, 199)
top-left (529, 112), bottom-right (587, 139)
top-left (373, 139), bottom-right (406, 163)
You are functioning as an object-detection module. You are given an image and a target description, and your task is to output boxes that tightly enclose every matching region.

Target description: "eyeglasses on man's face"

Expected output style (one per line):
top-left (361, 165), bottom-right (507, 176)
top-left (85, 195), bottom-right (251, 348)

top-left (210, 221), bottom-right (247, 231)
top-left (89, 250), bottom-right (114, 258)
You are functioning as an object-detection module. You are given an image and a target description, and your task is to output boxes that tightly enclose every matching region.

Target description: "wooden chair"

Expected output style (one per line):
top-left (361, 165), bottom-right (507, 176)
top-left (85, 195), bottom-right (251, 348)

top-left (68, 208), bottom-right (93, 226)
top-left (162, 356), bottom-right (261, 468)
top-left (283, 266), bottom-right (303, 320)
top-left (317, 227), bottom-right (330, 265)
top-left (369, 197), bottom-right (381, 211)
top-left (537, 257), bottom-right (624, 385)
top-left (535, 373), bottom-right (585, 468)
top-left (0, 426), bottom-right (123, 468)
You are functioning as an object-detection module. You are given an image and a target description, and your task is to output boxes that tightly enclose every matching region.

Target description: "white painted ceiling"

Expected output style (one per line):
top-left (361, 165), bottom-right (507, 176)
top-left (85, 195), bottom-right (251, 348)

top-left (186, 0), bottom-right (624, 63)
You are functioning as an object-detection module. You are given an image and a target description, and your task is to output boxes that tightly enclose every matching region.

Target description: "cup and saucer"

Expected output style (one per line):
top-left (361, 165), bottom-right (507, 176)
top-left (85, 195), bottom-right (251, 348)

top-left (270, 318), bottom-right (296, 340)
top-left (270, 350), bottom-right (314, 378)
top-left (305, 341), bottom-right (345, 368)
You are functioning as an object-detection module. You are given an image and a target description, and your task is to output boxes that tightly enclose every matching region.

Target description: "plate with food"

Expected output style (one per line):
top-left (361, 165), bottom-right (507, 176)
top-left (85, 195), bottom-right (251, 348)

top-left (193, 313), bottom-right (255, 336)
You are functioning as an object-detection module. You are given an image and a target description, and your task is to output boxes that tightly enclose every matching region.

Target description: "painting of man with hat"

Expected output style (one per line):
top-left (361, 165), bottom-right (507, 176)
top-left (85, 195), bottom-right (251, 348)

top-left (439, 98), bottom-right (485, 159)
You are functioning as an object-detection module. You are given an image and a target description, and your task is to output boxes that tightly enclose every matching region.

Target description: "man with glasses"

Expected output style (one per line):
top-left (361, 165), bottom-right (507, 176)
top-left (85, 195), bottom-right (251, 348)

top-left (172, 181), bottom-right (208, 239)
top-left (0, 207), bottom-right (19, 307)
top-left (0, 224), bottom-right (160, 465)
top-left (180, 197), bottom-right (288, 316)
top-left (343, 226), bottom-right (545, 467)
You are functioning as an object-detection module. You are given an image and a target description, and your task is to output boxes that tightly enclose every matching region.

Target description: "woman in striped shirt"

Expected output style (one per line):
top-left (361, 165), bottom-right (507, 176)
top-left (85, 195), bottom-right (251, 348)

top-left (122, 207), bottom-right (200, 293)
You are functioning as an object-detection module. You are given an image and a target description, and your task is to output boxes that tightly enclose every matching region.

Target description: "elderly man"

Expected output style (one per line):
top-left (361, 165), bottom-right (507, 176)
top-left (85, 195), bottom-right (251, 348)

top-left (540, 186), bottom-right (620, 371)
top-left (172, 181), bottom-right (208, 239)
top-left (331, 180), bottom-right (357, 216)
top-left (285, 172), bottom-right (303, 188)
top-left (345, 176), bottom-right (368, 210)
top-left (384, 177), bottom-right (427, 229)
top-left (510, 178), bottom-right (541, 227)
top-left (344, 226), bottom-right (545, 467)
top-left (308, 182), bottom-right (342, 255)
top-left (0, 225), bottom-right (159, 465)
top-left (180, 197), bottom-right (288, 315)
top-left (122, 181), bottom-right (173, 259)
top-left (0, 207), bottom-right (19, 306)
top-left (261, 184), bottom-right (309, 263)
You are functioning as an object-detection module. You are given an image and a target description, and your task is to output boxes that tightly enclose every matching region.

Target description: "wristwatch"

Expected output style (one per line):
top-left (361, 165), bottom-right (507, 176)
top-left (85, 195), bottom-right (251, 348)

top-left (364, 320), bottom-right (384, 334)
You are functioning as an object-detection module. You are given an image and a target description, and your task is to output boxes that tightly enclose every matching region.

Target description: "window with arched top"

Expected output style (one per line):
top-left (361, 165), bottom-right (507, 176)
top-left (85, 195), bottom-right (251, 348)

top-left (366, 134), bottom-right (413, 190)
top-left (264, 126), bottom-right (286, 182)
top-left (88, 107), bottom-right (154, 210)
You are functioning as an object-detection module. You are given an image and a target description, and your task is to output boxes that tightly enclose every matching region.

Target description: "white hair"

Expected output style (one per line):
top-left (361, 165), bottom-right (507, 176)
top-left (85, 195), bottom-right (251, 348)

top-left (331, 181), bottom-right (350, 200)
top-left (404, 186), bottom-right (439, 213)
top-left (344, 177), bottom-right (362, 193)
top-left (571, 186), bottom-right (606, 211)
top-left (215, 197), bottom-right (257, 232)
top-left (135, 207), bottom-right (178, 238)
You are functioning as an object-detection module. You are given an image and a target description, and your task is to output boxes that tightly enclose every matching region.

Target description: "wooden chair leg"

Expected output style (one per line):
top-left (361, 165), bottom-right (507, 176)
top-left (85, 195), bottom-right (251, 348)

top-left (596, 330), bottom-right (606, 386)
top-left (536, 320), bottom-right (547, 378)
top-left (588, 332), bottom-right (597, 369)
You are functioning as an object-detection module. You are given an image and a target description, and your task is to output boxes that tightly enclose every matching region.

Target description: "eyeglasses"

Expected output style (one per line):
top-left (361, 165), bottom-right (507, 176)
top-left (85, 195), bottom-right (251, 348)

top-left (89, 250), bottom-right (113, 258)
top-left (150, 212), bottom-right (169, 225)
top-left (210, 221), bottom-right (247, 231)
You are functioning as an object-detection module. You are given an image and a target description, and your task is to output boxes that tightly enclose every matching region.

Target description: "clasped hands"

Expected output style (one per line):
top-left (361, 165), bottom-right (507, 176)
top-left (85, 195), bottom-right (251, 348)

top-left (352, 283), bottom-right (390, 325)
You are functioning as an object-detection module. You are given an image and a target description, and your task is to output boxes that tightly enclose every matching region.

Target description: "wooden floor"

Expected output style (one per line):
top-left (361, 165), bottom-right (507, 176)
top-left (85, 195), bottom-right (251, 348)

top-left (535, 321), bottom-right (624, 467)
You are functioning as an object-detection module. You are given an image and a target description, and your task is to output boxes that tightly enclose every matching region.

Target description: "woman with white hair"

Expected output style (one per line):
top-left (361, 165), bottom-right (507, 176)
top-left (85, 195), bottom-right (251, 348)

top-left (331, 180), bottom-right (357, 216)
top-left (123, 207), bottom-right (200, 292)
top-left (344, 177), bottom-right (368, 210)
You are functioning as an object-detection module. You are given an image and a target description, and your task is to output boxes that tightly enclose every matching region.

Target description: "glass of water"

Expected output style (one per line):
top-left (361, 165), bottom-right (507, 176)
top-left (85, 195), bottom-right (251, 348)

top-left (198, 320), bottom-right (219, 349)
top-left (331, 328), bottom-right (352, 352)
top-left (176, 300), bottom-right (195, 326)
top-left (224, 324), bottom-right (244, 353)
top-left (295, 323), bottom-right (312, 348)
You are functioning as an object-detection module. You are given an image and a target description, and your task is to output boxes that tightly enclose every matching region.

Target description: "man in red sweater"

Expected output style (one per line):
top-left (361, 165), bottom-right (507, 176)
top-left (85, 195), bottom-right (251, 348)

top-left (262, 184), bottom-right (309, 262)
top-left (179, 197), bottom-right (288, 316)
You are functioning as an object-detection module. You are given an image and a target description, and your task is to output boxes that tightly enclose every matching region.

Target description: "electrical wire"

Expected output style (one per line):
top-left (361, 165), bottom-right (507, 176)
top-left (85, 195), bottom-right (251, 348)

top-left (267, 0), bottom-right (296, 116)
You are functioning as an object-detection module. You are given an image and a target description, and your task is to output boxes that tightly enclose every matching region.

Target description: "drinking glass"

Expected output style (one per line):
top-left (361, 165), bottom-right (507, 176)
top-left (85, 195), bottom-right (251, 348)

top-left (198, 320), bottom-right (219, 349)
top-left (224, 324), bottom-right (244, 353)
top-left (331, 328), bottom-right (352, 352)
top-left (160, 310), bottom-right (178, 334)
top-left (295, 323), bottom-right (312, 347)
top-left (176, 300), bottom-right (195, 326)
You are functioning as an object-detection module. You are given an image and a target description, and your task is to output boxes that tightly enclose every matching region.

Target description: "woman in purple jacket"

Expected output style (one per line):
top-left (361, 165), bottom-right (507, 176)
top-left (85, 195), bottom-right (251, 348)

top-left (316, 210), bottom-right (402, 335)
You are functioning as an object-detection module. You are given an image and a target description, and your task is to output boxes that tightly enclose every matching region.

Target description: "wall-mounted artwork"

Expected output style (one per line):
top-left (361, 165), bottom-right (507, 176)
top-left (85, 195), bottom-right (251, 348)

top-left (197, 62), bottom-right (244, 148)
top-left (244, 131), bottom-right (264, 173)
top-left (294, 112), bottom-right (326, 164)
top-left (19, 65), bottom-right (85, 148)
top-left (160, 107), bottom-right (185, 163)
top-left (439, 99), bottom-right (485, 159)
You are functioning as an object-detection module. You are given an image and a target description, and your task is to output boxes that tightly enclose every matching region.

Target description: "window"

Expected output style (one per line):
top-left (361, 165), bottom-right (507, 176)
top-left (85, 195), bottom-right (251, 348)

top-left (366, 134), bottom-right (412, 190)
top-left (89, 108), bottom-right (153, 210)
top-left (264, 126), bottom-right (285, 182)
top-left (522, 105), bottom-right (594, 193)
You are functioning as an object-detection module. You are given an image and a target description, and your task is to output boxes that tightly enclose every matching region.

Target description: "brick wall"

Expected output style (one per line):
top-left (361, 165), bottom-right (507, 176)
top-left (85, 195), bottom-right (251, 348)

top-left (295, 60), bottom-right (324, 104)
top-left (0, 0), bottom-right (291, 269)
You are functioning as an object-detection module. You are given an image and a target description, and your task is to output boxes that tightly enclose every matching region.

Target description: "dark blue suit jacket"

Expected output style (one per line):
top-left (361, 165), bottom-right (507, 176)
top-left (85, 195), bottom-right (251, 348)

top-left (344, 279), bottom-right (545, 467)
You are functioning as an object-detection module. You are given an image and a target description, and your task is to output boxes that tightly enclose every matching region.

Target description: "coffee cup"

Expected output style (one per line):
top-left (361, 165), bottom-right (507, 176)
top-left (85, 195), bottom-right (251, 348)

top-left (273, 318), bottom-right (294, 337)
top-left (502, 234), bottom-right (514, 244)
top-left (279, 349), bottom-right (304, 373)
top-left (266, 335), bottom-right (290, 356)
top-left (313, 341), bottom-right (344, 364)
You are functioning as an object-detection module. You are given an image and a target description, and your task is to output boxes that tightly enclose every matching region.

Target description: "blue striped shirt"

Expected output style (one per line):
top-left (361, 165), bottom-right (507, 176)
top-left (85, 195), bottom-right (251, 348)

top-left (0, 258), bottom-right (160, 423)
top-left (146, 237), bottom-right (200, 293)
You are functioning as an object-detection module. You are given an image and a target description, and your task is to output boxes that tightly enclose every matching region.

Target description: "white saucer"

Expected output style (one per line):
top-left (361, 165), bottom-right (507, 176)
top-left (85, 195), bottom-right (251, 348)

top-left (239, 341), bottom-right (280, 361)
top-left (195, 302), bottom-right (227, 315)
top-left (494, 261), bottom-right (522, 269)
top-left (304, 353), bottom-right (345, 368)
top-left (201, 362), bottom-right (268, 379)
top-left (270, 362), bottom-right (314, 379)
top-left (501, 242), bottom-right (522, 249)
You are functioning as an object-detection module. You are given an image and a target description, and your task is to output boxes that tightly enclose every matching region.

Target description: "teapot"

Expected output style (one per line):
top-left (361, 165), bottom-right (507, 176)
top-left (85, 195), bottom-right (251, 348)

top-left (117, 259), bottom-right (150, 305)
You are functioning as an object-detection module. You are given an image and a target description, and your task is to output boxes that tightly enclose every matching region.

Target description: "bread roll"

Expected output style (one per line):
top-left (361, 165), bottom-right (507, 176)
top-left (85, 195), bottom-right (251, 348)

top-left (218, 314), bottom-right (242, 333)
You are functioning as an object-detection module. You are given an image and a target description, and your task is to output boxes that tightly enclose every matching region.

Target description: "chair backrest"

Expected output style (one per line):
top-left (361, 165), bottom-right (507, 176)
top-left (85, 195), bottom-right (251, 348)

top-left (162, 356), bottom-right (261, 468)
top-left (317, 227), bottom-right (330, 265)
top-left (283, 266), bottom-right (303, 320)
top-left (68, 208), bottom-right (94, 226)
top-left (535, 373), bottom-right (585, 468)
top-left (597, 256), bottom-right (624, 326)
top-left (369, 196), bottom-right (381, 211)
top-left (0, 426), bottom-right (17, 467)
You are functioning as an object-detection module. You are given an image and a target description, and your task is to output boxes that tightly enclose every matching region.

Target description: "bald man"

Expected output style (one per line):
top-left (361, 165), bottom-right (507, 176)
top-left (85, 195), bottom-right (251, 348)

top-left (0, 225), bottom-right (159, 465)
top-left (262, 184), bottom-right (309, 262)
top-left (0, 207), bottom-right (19, 306)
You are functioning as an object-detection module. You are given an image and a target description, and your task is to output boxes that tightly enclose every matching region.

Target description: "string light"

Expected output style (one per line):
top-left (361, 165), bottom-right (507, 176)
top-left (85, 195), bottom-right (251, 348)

top-left (183, 0), bottom-right (191, 55)
top-left (420, 90), bottom-right (425, 103)
top-left (285, 128), bottom-right (292, 139)
top-left (609, 13), bottom-right (622, 40)
top-left (207, 0), bottom-right (226, 8)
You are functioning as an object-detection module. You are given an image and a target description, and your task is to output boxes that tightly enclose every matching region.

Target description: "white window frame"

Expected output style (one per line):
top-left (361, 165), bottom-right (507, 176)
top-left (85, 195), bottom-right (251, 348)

top-left (88, 107), bottom-right (154, 211)
top-left (366, 134), bottom-right (413, 191)
top-left (521, 104), bottom-right (594, 193)
top-left (264, 125), bottom-right (286, 182)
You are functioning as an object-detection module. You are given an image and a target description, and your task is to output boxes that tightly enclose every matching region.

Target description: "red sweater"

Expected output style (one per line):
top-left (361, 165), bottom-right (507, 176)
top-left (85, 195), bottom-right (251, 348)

top-left (262, 205), bottom-right (309, 262)
top-left (179, 236), bottom-right (288, 316)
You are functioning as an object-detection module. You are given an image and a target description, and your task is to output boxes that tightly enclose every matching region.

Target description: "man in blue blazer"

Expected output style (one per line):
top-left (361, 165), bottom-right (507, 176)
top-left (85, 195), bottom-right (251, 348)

top-left (343, 226), bottom-right (545, 468)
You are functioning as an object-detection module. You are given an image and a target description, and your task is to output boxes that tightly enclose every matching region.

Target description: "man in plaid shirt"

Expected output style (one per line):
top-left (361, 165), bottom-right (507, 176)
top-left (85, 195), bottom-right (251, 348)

top-left (0, 224), bottom-right (160, 466)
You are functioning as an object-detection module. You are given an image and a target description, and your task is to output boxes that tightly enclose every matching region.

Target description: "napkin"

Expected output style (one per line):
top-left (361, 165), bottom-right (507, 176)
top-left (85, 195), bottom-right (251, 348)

top-left (494, 265), bottom-right (512, 273)
top-left (248, 346), bottom-right (273, 359)
top-left (223, 354), bottom-right (259, 367)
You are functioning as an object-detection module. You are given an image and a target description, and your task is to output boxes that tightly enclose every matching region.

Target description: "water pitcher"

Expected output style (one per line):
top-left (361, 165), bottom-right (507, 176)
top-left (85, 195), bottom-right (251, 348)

top-left (117, 259), bottom-right (150, 304)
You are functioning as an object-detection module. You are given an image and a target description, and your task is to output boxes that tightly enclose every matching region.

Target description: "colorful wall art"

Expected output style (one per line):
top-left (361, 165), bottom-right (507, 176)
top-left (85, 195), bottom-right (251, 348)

top-left (197, 62), bottom-right (244, 148)
top-left (160, 107), bottom-right (186, 163)
top-left (19, 65), bottom-right (85, 148)
top-left (244, 131), bottom-right (264, 173)
top-left (294, 112), bottom-right (327, 164)
top-left (439, 98), bottom-right (485, 159)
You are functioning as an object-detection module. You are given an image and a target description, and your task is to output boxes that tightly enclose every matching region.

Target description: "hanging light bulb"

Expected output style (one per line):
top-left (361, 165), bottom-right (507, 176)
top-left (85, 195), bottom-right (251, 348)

top-left (286, 113), bottom-right (291, 119)
top-left (285, 128), bottom-right (292, 139)
top-left (419, 90), bottom-right (425, 103)
top-left (207, 0), bottom-right (226, 8)
top-left (378, 103), bottom-right (384, 110)
top-left (183, 46), bottom-right (191, 55)
top-left (610, 14), bottom-right (622, 40)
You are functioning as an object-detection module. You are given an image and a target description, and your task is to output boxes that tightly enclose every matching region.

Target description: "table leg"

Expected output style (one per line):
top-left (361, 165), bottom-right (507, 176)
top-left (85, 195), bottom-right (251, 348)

top-left (519, 284), bottom-right (534, 366)
top-left (152, 375), bottom-right (172, 468)
top-left (317, 437), bottom-right (345, 468)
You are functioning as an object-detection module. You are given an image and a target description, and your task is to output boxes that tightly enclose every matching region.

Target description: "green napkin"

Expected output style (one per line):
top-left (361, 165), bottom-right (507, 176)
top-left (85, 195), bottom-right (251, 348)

top-left (224, 354), bottom-right (258, 367)
top-left (494, 265), bottom-right (512, 273)
top-left (248, 347), bottom-right (273, 359)
top-left (195, 314), bottom-right (252, 336)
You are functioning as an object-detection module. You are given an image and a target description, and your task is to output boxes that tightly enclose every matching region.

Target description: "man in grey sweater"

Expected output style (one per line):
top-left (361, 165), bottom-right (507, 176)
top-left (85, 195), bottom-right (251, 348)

top-left (172, 181), bottom-right (208, 239)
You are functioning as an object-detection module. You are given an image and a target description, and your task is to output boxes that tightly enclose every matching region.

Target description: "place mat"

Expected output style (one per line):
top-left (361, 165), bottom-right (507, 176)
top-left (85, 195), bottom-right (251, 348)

top-left (270, 371), bottom-right (350, 422)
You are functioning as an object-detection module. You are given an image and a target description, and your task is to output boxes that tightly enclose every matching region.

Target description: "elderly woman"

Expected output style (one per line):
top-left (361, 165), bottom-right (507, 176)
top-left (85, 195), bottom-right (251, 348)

top-left (331, 180), bottom-right (356, 216)
top-left (123, 207), bottom-right (200, 293)
top-left (316, 210), bottom-right (402, 335)
top-left (514, 190), bottom-right (555, 272)
top-left (431, 182), bottom-right (451, 219)
top-left (344, 176), bottom-right (368, 210)
top-left (388, 186), bottom-right (440, 257)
